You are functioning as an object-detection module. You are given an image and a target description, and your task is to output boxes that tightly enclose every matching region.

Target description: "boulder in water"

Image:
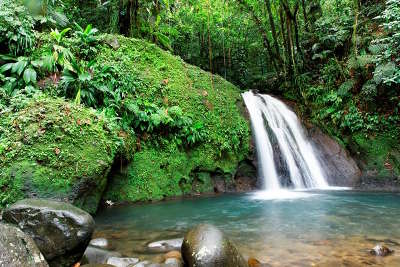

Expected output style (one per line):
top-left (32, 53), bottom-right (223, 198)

top-left (90, 238), bottom-right (109, 249)
top-left (0, 223), bottom-right (48, 267)
top-left (2, 198), bottom-right (95, 267)
top-left (81, 265), bottom-right (116, 267)
top-left (106, 257), bottom-right (140, 267)
top-left (370, 245), bottom-right (394, 256)
top-left (83, 246), bottom-right (121, 264)
top-left (181, 224), bottom-right (247, 267)
top-left (148, 238), bottom-right (183, 252)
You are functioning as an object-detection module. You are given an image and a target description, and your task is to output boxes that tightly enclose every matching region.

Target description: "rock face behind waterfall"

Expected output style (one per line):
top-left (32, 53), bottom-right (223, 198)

top-left (181, 224), bottom-right (247, 267)
top-left (3, 198), bottom-right (95, 267)
top-left (308, 127), bottom-right (362, 186)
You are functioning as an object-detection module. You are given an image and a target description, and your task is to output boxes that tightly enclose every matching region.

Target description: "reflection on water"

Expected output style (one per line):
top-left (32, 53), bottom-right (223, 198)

top-left (94, 191), bottom-right (400, 266)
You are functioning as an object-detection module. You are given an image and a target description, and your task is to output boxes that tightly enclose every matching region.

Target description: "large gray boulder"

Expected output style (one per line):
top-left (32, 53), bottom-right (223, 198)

top-left (181, 224), bottom-right (247, 267)
top-left (0, 223), bottom-right (48, 267)
top-left (308, 127), bottom-right (361, 186)
top-left (2, 198), bottom-right (95, 267)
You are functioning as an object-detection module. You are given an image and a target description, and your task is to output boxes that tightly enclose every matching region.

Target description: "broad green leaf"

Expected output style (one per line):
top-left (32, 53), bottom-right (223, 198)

top-left (11, 60), bottom-right (28, 75)
top-left (23, 68), bottom-right (37, 84)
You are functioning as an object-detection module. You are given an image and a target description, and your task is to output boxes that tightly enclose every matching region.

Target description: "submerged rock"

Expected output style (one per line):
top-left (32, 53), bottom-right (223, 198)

top-left (90, 238), bottom-right (109, 249)
top-left (83, 246), bottom-right (121, 264)
top-left (106, 257), bottom-right (140, 267)
top-left (370, 245), bottom-right (394, 256)
top-left (132, 261), bottom-right (151, 267)
top-left (81, 264), bottom-right (116, 267)
top-left (0, 223), bottom-right (48, 267)
top-left (148, 238), bottom-right (183, 252)
top-left (164, 258), bottom-right (183, 267)
top-left (181, 224), bottom-right (247, 267)
top-left (163, 250), bottom-right (182, 260)
top-left (3, 198), bottom-right (95, 267)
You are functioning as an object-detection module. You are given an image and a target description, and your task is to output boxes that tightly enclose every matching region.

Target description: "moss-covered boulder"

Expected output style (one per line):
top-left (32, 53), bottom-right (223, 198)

top-left (0, 96), bottom-right (121, 213)
top-left (97, 35), bottom-right (251, 202)
top-left (349, 133), bottom-right (400, 189)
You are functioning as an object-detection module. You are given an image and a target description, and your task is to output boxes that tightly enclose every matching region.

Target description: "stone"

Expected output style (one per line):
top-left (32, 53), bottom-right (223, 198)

top-left (132, 261), bottom-right (151, 267)
top-left (83, 246), bottom-right (121, 264)
top-left (181, 224), bottom-right (247, 267)
top-left (308, 127), bottom-right (361, 186)
top-left (164, 258), bottom-right (183, 267)
top-left (370, 245), bottom-right (394, 256)
top-left (248, 258), bottom-right (262, 267)
top-left (3, 198), bottom-right (95, 267)
top-left (81, 265), bottom-right (116, 267)
top-left (105, 37), bottom-right (120, 50)
top-left (106, 257), bottom-right (140, 267)
top-left (90, 238), bottom-right (109, 248)
top-left (148, 238), bottom-right (183, 252)
top-left (0, 223), bottom-right (48, 267)
top-left (163, 250), bottom-right (182, 260)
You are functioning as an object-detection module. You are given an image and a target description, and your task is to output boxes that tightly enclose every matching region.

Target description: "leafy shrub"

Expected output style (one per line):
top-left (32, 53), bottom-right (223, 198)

top-left (122, 99), bottom-right (207, 146)
top-left (0, 0), bottom-right (35, 55)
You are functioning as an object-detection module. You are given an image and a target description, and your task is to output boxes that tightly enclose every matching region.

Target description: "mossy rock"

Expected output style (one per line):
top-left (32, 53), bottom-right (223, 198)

top-left (350, 133), bottom-right (400, 179)
top-left (0, 96), bottom-right (121, 213)
top-left (98, 35), bottom-right (251, 202)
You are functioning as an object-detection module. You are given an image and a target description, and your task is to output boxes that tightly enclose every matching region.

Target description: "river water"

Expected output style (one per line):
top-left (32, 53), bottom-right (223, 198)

top-left (94, 190), bottom-right (400, 266)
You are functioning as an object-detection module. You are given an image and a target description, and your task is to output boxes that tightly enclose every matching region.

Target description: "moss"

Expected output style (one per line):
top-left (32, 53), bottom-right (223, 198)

top-left (99, 35), bottom-right (251, 202)
top-left (350, 133), bottom-right (400, 178)
top-left (0, 95), bottom-right (121, 213)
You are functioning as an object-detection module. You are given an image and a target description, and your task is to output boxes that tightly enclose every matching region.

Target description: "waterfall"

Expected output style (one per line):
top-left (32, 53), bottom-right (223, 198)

top-left (242, 91), bottom-right (329, 190)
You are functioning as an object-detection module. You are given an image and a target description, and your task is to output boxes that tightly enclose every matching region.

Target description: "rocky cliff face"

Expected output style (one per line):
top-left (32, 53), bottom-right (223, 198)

top-left (308, 127), bottom-right (362, 187)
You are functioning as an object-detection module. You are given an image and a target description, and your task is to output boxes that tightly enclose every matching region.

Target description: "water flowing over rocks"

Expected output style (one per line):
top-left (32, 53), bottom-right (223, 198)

top-left (0, 223), bottom-right (49, 267)
top-left (181, 224), bottom-right (247, 267)
top-left (2, 198), bottom-right (95, 267)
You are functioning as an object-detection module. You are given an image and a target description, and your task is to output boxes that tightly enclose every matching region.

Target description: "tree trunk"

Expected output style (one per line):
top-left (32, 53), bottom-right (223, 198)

top-left (236, 0), bottom-right (278, 73)
top-left (265, 0), bottom-right (282, 65)
top-left (301, 0), bottom-right (309, 32)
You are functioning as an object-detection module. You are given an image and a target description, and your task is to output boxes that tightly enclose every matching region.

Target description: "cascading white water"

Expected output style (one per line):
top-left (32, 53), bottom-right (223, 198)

top-left (242, 91), bottom-right (329, 191)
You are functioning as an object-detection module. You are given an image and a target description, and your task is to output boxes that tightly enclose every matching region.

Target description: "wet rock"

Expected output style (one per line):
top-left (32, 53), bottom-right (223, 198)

top-left (83, 246), bottom-right (121, 264)
top-left (181, 224), bottom-right (247, 267)
top-left (308, 127), bottom-right (361, 186)
top-left (164, 258), bottom-right (183, 267)
top-left (148, 238), bottom-right (183, 252)
top-left (163, 250), bottom-right (182, 260)
top-left (0, 223), bottom-right (49, 267)
top-left (370, 245), bottom-right (394, 256)
top-left (81, 265), bottom-right (116, 267)
top-left (247, 258), bottom-right (271, 267)
top-left (248, 258), bottom-right (262, 267)
top-left (3, 198), bottom-right (95, 267)
top-left (106, 257), bottom-right (139, 267)
top-left (133, 261), bottom-right (151, 267)
top-left (90, 238), bottom-right (109, 248)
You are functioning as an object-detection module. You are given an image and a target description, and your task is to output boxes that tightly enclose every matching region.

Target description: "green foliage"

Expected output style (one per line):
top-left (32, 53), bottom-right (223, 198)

top-left (0, 55), bottom-right (44, 96)
top-left (0, 0), bottom-right (36, 55)
top-left (74, 23), bottom-right (99, 44)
